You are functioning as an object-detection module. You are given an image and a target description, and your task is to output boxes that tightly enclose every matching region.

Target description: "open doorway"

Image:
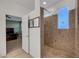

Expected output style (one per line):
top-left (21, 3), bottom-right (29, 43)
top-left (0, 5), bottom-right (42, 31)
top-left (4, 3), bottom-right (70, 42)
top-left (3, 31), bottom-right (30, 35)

top-left (6, 15), bottom-right (22, 55)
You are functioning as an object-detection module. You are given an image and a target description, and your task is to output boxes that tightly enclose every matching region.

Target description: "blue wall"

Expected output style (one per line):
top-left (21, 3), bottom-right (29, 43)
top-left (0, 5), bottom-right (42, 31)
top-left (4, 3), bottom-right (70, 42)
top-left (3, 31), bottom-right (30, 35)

top-left (6, 20), bottom-right (22, 34)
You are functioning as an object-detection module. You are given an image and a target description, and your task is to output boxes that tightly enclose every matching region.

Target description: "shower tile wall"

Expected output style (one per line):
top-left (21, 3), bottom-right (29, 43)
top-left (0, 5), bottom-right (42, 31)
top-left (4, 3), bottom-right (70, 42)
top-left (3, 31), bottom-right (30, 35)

top-left (44, 9), bottom-right (75, 57)
top-left (44, 16), bottom-right (53, 46)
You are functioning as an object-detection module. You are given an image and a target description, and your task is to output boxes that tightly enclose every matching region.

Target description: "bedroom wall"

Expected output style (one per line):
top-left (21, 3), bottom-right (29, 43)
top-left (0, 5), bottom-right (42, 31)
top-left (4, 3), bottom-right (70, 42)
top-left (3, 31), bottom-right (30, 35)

top-left (6, 20), bottom-right (22, 34)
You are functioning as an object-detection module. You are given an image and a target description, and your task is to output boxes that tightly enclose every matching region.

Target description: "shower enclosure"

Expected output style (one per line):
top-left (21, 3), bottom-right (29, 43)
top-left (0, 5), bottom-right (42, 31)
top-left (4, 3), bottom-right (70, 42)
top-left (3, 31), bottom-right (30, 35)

top-left (40, 2), bottom-right (76, 57)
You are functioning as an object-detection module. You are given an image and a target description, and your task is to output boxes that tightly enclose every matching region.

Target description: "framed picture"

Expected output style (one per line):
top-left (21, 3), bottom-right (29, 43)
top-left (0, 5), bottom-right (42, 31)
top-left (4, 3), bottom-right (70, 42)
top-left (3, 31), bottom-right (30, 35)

top-left (34, 17), bottom-right (40, 27)
top-left (28, 17), bottom-right (40, 28)
top-left (28, 20), bottom-right (34, 28)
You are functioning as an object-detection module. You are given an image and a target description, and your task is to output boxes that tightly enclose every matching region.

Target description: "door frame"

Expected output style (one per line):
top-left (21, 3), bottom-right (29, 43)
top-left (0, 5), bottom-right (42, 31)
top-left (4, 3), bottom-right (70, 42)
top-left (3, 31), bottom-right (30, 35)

top-left (40, 7), bottom-right (45, 58)
top-left (5, 14), bottom-right (22, 55)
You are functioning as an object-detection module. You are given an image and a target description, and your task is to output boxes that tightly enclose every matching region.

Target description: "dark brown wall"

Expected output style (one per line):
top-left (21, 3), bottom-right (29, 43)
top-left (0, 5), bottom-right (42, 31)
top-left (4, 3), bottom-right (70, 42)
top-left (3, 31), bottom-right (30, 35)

top-left (44, 9), bottom-right (75, 57)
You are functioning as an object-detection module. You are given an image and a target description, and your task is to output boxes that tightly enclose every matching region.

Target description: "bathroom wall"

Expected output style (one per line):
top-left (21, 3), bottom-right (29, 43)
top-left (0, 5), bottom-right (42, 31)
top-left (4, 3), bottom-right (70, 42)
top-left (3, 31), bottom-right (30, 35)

top-left (75, 0), bottom-right (79, 57)
top-left (44, 15), bottom-right (53, 45)
top-left (44, 9), bottom-right (75, 57)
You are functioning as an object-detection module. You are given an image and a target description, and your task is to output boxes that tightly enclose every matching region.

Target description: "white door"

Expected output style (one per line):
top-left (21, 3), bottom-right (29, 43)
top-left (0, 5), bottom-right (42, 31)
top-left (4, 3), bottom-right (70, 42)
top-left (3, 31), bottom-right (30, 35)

top-left (0, 12), bottom-right (6, 57)
top-left (30, 28), bottom-right (41, 58)
top-left (22, 16), bottom-right (29, 53)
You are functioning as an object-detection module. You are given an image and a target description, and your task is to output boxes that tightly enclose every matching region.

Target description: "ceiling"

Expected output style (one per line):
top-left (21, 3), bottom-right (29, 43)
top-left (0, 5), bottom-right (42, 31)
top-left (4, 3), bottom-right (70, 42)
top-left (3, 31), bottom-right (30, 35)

top-left (0, 0), bottom-right (62, 16)
top-left (0, 0), bottom-right (35, 11)
top-left (8, 0), bottom-right (62, 9)
top-left (14, 0), bottom-right (62, 9)
top-left (40, 0), bottom-right (62, 9)
top-left (12, 0), bottom-right (62, 16)
top-left (12, 0), bottom-right (35, 9)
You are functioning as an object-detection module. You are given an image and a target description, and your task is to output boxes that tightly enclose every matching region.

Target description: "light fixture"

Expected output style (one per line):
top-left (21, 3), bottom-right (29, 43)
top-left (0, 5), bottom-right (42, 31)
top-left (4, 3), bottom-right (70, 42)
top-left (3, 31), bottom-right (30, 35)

top-left (43, 1), bottom-right (47, 5)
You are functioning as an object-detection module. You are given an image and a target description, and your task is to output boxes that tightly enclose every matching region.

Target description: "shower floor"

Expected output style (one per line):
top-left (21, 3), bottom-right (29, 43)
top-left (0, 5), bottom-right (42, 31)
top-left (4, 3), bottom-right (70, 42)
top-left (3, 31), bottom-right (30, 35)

top-left (43, 45), bottom-right (74, 58)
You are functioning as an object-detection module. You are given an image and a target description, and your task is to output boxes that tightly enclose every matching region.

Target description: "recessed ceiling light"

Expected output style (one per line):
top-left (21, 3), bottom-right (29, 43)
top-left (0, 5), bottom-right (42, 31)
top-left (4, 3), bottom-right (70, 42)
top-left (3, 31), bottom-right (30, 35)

top-left (43, 1), bottom-right (47, 5)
